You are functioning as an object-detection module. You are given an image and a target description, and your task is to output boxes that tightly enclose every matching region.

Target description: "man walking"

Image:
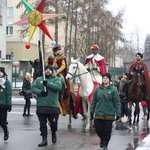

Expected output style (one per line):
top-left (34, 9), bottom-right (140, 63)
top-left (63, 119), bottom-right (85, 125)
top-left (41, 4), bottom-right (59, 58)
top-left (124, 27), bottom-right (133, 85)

top-left (32, 65), bottom-right (62, 147)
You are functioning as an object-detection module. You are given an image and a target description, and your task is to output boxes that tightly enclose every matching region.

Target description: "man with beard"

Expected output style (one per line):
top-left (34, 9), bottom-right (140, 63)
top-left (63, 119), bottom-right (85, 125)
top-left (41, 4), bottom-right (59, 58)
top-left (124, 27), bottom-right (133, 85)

top-left (84, 44), bottom-right (107, 84)
top-left (0, 67), bottom-right (12, 141)
top-left (32, 65), bottom-right (62, 146)
top-left (128, 52), bottom-right (150, 100)
top-left (47, 45), bottom-right (70, 100)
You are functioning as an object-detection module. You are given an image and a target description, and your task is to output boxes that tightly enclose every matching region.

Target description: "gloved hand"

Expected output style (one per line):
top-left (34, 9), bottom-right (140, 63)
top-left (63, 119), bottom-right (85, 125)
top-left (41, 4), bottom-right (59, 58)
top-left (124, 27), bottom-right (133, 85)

top-left (41, 90), bottom-right (48, 97)
top-left (7, 106), bottom-right (12, 112)
top-left (116, 116), bottom-right (120, 121)
top-left (86, 68), bottom-right (90, 72)
top-left (130, 71), bottom-right (134, 76)
top-left (43, 80), bottom-right (47, 86)
top-left (90, 112), bottom-right (94, 120)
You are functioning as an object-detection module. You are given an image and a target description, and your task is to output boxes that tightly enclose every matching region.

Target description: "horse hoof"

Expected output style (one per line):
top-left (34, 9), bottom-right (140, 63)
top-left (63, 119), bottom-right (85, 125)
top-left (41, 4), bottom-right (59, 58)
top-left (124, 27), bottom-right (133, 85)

top-left (85, 128), bottom-right (90, 132)
top-left (85, 126), bottom-right (90, 131)
top-left (68, 124), bottom-right (71, 129)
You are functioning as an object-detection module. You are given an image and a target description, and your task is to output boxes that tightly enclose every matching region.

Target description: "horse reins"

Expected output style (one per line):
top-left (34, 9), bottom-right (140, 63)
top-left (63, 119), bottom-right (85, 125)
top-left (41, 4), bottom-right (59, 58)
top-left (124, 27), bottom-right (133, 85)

top-left (67, 63), bottom-right (89, 80)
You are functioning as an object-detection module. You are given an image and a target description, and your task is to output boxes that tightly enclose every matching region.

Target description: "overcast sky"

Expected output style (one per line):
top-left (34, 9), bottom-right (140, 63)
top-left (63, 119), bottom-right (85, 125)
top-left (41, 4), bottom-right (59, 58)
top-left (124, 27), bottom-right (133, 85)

top-left (107, 0), bottom-right (150, 49)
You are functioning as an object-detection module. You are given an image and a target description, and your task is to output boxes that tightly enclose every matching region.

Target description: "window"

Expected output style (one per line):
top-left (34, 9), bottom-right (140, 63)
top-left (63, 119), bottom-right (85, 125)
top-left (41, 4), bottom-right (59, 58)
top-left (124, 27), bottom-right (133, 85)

top-left (0, 15), bottom-right (2, 25)
top-left (6, 26), bottom-right (13, 35)
top-left (6, 54), bottom-right (11, 60)
top-left (7, 7), bottom-right (13, 17)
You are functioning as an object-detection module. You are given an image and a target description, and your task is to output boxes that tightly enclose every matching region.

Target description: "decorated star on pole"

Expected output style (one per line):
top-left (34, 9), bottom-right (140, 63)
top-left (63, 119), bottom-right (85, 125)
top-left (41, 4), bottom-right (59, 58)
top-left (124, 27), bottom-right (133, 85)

top-left (13, 0), bottom-right (67, 49)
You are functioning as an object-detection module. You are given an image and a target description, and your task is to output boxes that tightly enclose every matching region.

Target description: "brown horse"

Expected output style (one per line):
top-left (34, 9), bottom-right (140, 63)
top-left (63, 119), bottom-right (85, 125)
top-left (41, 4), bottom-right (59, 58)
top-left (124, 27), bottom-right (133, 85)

top-left (128, 65), bottom-right (144, 125)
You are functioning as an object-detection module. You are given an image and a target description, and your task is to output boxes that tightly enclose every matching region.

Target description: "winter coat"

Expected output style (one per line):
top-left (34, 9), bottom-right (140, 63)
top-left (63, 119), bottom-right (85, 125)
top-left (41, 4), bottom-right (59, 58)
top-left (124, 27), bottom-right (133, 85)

top-left (118, 78), bottom-right (128, 102)
top-left (90, 84), bottom-right (120, 120)
top-left (0, 79), bottom-right (12, 109)
top-left (31, 76), bottom-right (62, 114)
top-left (22, 78), bottom-right (32, 99)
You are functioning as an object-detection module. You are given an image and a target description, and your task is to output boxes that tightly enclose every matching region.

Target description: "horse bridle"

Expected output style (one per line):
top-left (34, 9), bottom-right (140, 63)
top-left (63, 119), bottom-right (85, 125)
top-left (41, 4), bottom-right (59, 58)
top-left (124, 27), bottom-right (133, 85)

top-left (132, 72), bottom-right (143, 86)
top-left (67, 62), bottom-right (88, 79)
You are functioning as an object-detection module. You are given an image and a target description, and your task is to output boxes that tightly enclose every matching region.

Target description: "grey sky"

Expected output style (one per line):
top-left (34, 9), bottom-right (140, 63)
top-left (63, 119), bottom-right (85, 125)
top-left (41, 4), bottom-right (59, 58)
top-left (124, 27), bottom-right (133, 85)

top-left (107, 0), bottom-right (150, 49)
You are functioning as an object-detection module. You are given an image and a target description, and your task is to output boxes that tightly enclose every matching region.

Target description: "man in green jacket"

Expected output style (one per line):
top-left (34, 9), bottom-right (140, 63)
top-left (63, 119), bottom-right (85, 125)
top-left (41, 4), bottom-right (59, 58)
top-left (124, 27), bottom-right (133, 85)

top-left (0, 67), bottom-right (12, 141)
top-left (90, 73), bottom-right (120, 150)
top-left (32, 65), bottom-right (62, 147)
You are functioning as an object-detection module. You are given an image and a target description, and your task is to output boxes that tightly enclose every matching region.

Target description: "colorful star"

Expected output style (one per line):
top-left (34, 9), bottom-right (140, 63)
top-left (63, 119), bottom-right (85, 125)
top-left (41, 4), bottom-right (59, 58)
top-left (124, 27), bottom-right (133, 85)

top-left (13, 0), bottom-right (66, 48)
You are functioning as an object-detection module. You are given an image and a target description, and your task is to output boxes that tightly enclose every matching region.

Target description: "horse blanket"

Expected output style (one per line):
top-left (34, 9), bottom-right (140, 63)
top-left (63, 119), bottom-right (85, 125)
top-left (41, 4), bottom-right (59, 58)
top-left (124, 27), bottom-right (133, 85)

top-left (74, 82), bottom-right (100, 116)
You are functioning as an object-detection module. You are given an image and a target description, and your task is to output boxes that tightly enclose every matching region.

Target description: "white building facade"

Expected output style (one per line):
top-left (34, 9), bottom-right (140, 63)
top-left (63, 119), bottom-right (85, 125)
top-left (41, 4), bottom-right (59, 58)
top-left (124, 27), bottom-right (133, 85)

top-left (0, 0), bottom-right (7, 59)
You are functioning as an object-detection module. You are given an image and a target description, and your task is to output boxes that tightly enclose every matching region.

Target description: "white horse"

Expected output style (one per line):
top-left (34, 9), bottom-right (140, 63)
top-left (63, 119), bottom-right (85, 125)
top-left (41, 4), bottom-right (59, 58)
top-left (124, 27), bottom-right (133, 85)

top-left (66, 58), bottom-right (100, 131)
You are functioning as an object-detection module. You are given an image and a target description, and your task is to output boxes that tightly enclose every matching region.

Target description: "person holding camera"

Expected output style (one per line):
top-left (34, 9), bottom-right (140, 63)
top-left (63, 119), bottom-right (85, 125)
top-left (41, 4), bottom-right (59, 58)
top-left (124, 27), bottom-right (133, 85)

top-left (31, 65), bottom-right (62, 147)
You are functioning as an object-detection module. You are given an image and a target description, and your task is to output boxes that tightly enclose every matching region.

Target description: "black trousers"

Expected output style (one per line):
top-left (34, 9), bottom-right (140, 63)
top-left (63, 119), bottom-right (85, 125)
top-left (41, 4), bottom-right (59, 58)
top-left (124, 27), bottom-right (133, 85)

top-left (94, 119), bottom-right (113, 147)
top-left (37, 114), bottom-right (59, 136)
top-left (0, 108), bottom-right (8, 133)
top-left (23, 98), bottom-right (31, 115)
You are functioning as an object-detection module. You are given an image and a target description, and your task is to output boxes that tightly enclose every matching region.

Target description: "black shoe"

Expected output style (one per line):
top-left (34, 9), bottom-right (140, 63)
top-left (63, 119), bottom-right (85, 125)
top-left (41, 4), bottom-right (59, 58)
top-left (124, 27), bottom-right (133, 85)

top-left (38, 140), bottom-right (47, 147)
top-left (4, 131), bottom-right (9, 141)
top-left (100, 141), bottom-right (103, 148)
top-left (23, 114), bottom-right (27, 117)
top-left (52, 132), bottom-right (57, 143)
top-left (103, 146), bottom-right (108, 150)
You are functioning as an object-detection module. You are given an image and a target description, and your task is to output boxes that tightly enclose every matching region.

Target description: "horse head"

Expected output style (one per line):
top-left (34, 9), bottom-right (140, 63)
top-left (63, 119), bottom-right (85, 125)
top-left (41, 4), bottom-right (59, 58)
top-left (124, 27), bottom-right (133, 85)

top-left (132, 65), bottom-right (144, 86)
top-left (66, 58), bottom-right (87, 80)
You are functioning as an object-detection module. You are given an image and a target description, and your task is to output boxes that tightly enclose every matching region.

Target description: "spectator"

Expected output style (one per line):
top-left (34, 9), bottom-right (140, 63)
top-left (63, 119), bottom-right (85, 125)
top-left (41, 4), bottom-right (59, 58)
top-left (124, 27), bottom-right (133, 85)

top-left (0, 67), bottom-right (12, 141)
top-left (22, 72), bottom-right (32, 117)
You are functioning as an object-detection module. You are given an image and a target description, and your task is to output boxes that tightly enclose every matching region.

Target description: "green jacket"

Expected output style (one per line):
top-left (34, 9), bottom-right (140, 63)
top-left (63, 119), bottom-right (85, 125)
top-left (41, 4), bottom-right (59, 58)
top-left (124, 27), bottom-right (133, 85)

top-left (90, 84), bottom-right (120, 120)
top-left (0, 79), bottom-right (12, 108)
top-left (32, 76), bottom-right (62, 108)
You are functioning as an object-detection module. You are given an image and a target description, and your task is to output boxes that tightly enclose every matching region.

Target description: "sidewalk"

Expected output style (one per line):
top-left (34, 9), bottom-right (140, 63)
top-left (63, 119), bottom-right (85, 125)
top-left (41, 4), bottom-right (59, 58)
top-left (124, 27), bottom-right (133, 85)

top-left (136, 134), bottom-right (150, 150)
top-left (12, 97), bottom-right (36, 105)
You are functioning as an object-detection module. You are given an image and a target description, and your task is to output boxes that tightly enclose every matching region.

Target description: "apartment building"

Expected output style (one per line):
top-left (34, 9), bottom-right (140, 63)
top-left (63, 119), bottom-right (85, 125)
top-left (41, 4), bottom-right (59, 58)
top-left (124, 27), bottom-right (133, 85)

top-left (0, 0), bottom-right (7, 59)
top-left (6, 0), bottom-right (66, 62)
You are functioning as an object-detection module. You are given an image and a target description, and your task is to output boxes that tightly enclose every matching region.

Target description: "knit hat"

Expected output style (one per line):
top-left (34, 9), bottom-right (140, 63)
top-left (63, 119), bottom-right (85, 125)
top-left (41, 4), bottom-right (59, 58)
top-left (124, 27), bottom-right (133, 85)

top-left (45, 65), bottom-right (53, 72)
top-left (136, 52), bottom-right (143, 59)
top-left (102, 73), bottom-right (111, 81)
top-left (123, 73), bottom-right (128, 77)
top-left (90, 44), bottom-right (99, 51)
top-left (0, 67), bottom-right (7, 76)
top-left (52, 45), bottom-right (61, 52)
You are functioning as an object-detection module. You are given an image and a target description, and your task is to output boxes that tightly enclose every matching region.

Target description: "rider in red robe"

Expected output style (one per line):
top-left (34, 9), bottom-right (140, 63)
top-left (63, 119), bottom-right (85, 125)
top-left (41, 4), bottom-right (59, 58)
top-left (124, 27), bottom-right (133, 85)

top-left (47, 45), bottom-right (70, 99)
top-left (128, 52), bottom-right (150, 99)
top-left (74, 44), bottom-right (107, 117)
top-left (84, 44), bottom-right (107, 76)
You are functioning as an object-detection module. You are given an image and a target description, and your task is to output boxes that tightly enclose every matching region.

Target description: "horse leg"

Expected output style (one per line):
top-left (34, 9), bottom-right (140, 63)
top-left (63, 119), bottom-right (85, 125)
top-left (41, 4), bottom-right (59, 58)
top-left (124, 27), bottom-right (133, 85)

top-left (147, 100), bottom-right (150, 121)
top-left (137, 105), bottom-right (140, 124)
top-left (82, 97), bottom-right (90, 131)
top-left (133, 110), bottom-right (136, 125)
top-left (133, 104), bottom-right (140, 125)
top-left (128, 102), bottom-right (132, 125)
top-left (85, 101), bottom-right (91, 131)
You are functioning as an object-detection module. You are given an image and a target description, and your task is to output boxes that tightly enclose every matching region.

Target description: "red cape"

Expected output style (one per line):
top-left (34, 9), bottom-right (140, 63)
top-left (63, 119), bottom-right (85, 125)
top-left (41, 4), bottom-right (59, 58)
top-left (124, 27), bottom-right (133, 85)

top-left (84, 58), bottom-right (106, 75)
top-left (74, 82), bottom-right (100, 116)
top-left (128, 61), bottom-right (150, 99)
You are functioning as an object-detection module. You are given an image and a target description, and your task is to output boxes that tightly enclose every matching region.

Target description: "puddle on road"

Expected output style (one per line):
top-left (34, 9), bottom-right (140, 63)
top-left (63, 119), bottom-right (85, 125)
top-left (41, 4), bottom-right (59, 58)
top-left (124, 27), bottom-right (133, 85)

top-left (125, 121), bottom-right (149, 150)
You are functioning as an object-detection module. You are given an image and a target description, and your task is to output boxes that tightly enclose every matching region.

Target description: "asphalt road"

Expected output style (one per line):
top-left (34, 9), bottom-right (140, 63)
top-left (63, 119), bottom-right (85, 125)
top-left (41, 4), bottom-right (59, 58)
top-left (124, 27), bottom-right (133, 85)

top-left (0, 104), bottom-right (149, 150)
